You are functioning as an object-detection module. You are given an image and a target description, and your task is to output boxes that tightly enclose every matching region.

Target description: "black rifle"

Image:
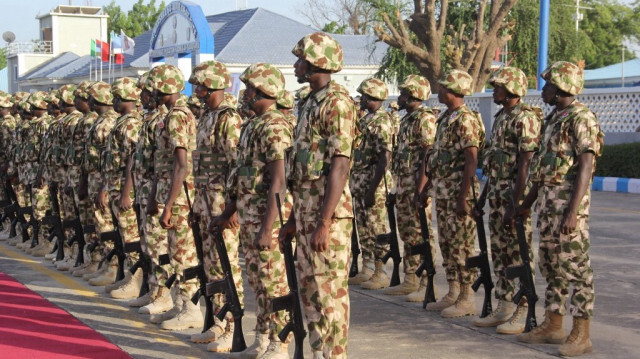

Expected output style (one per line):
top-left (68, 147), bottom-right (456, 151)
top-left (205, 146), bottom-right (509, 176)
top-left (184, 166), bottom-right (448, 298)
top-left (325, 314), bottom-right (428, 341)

top-left (62, 191), bottom-right (86, 267)
top-left (349, 198), bottom-right (361, 278)
top-left (465, 176), bottom-right (494, 318)
top-left (41, 185), bottom-right (65, 258)
top-left (101, 208), bottom-right (126, 282)
top-left (505, 206), bottom-right (538, 332)
top-left (180, 183), bottom-right (215, 334)
top-left (270, 193), bottom-right (306, 359)
top-left (124, 177), bottom-right (150, 296)
top-left (378, 175), bottom-right (401, 287)
top-left (410, 207), bottom-right (436, 309)
top-left (205, 212), bottom-right (246, 352)
top-left (20, 185), bottom-right (39, 247)
top-left (0, 179), bottom-right (18, 225)
top-left (1, 180), bottom-right (21, 238)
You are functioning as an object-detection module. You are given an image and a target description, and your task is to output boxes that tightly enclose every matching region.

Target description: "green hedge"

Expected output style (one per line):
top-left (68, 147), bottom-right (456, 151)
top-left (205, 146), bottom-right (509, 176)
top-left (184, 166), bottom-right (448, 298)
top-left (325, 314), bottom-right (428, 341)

top-left (595, 142), bottom-right (640, 178)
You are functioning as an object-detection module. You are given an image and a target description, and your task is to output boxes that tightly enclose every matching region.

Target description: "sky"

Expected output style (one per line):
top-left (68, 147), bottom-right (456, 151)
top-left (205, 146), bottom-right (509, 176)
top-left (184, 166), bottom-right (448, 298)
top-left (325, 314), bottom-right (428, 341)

top-left (0, 0), bottom-right (306, 42)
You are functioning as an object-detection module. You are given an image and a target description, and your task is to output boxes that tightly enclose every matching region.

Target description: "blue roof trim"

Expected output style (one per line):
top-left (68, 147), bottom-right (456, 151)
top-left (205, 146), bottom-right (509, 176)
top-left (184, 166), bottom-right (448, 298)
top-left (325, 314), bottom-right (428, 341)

top-left (585, 58), bottom-right (640, 81)
top-left (149, 1), bottom-right (213, 58)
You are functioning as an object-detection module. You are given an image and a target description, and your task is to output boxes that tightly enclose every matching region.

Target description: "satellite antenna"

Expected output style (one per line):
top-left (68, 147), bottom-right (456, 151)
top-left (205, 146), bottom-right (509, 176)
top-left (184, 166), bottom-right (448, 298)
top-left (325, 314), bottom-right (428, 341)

top-left (3, 31), bottom-right (15, 44)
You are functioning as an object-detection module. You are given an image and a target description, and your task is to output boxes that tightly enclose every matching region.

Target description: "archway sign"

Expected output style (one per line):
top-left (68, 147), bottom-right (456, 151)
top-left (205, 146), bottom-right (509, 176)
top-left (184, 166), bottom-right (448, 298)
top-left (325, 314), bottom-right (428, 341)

top-left (149, 0), bottom-right (214, 94)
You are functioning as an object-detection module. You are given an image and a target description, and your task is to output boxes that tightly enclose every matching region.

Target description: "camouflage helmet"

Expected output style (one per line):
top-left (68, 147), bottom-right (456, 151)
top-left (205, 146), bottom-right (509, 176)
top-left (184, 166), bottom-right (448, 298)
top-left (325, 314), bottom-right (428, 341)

top-left (148, 64), bottom-right (185, 94)
top-left (28, 91), bottom-right (49, 110)
top-left (389, 100), bottom-right (399, 110)
top-left (292, 32), bottom-right (343, 73)
top-left (19, 100), bottom-right (32, 113)
top-left (45, 90), bottom-right (61, 107)
top-left (357, 78), bottom-right (389, 101)
top-left (399, 74), bottom-right (431, 100)
top-left (0, 91), bottom-right (13, 108)
top-left (240, 63), bottom-right (285, 99)
top-left (111, 77), bottom-right (141, 101)
top-left (137, 71), bottom-right (153, 92)
top-left (74, 81), bottom-right (94, 100)
top-left (295, 85), bottom-right (311, 100)
top-left (187, 93), bottom-right (202, 108)
top-left (489, 66), bottom-right (528, 97)
top-left (277, 90), bottom-right (295, 109)
top-left (439, 69), bottom-right (474, 96)
top-left (12, 91), bottom-right (30, 104)
top-left (88, 82), bottom-right (114, 105)
top-left (223, 92), bottom-right (238, 108)
top-left (541, 61), bottom-right (584, 96)
top-left (58, 84), bottom-right (77, 105)
top-left (189, 61), bottom-right (231, 90)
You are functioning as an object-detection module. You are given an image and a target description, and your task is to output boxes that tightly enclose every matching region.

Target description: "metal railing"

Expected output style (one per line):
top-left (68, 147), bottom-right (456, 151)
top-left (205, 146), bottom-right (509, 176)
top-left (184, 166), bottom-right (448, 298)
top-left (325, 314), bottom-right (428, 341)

top-left (5, 41), bottom-right (53, 56)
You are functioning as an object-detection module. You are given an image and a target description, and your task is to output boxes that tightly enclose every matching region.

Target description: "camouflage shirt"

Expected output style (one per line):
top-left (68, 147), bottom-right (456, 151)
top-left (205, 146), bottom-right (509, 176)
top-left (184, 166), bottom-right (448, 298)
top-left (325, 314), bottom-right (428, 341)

top-left (154, 96), bottom-right (196, 207)
top-left (483, 102), bottom-right (542, 181)
top-left (392, 106), bottom-right (437, 178)
top-left (193, 105), bottom-right (242, 192)
top-left (290, 80), bottom-right (356, 220)
top-left (103, 110), bottom-right (142, 193)
top-left (351, 108), bottom-right (393, 196)
top-left (68, 111), bottom-right (98, 185)
top-left (530, 101), bottom-right (603, 186)
top-left (0, 114), bottom-right (17, 163)
top-left (231, 105), bottom-right (292, 225)
top-left (132, 106), bottom-right (167, 206)
top-left (84, 109), bottom-right (119, 174)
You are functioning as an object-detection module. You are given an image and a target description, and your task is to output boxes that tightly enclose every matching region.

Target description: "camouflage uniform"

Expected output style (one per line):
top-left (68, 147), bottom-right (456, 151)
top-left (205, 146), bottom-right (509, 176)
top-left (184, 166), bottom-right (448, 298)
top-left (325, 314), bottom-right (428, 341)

top-left (351, 78), bottom-right (392, 267)
top-left (84, 82), bottom-right (119, 249)
top-left (290, 33), bottom-right (356, 358)
top-left (149, 65), bottom-right (199, 300)
top-left (392, 75), bottom-right (437, 277)
top-left (188, 61), bottom-right (244, 309)
top-left (530, 62), bottom-right (603, 319)
top-left (428, 71), bottom-right (485, 286)
top-left (103, 78), bottom-right (143, 261)
top-left (0, 92), bottom-right (17, 193)
top-left (483, 67), bottom-right (541, 303)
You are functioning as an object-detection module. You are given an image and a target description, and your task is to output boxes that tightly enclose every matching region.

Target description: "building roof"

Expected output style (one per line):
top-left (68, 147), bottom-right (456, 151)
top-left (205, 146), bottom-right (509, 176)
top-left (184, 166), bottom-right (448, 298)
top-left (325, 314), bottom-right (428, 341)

top-left (19, 52), bottom-right (80, 80)
top-left (585, 58), bottom-right (640, 81)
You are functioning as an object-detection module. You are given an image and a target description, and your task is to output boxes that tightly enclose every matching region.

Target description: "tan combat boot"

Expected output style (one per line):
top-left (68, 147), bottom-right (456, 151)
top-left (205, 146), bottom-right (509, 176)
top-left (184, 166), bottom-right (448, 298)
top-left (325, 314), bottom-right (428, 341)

top-left (441, 283), bottom-right (477, 318)
top-left (160, 295), bottom-right (203, 331)
top-left (348, 258), bottom-right (374, 285)
top-left (128, 288), bottom-right (155, 308)
top-left (207, 322), bottom-right (236, 353)
top-left (105, 270), bottom-right (132, 293)
top-left (89, 263), bottom-right (118, 286)
top-left (228, 332), bottom-right (270, 358)
top-left (360, 260), bottom-right (389, 290)
top-left (150, 294), bottom-right (183, 324)
top-left (110, 268), bottom-right (143, 299)
top-left (32, 240), bottom-right (54, 257)
top-left (259, 340), bottom-right (288, 359)
top-left (496, 302), bottom-right (528, 334)
top-left (191, 316), bottom-right (227, 343)
top-left (558, 317), bottom-right (592, 357)
top-left (473, 300), bottom-right (516, 327)
top-left (405, 275), bottom-right (437, 302)
top-left (517, 310), bottom-right (566, 344)
top-left (383, 273), bottom-right (419, 295)
top-left (139, 286), bottom-right (173, 314)
top-left (426, 281), bottom-right (460, 311)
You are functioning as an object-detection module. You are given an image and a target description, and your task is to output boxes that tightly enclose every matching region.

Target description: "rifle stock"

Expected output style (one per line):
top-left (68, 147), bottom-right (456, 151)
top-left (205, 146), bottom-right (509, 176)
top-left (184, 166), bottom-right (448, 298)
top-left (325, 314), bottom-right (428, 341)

top-left (100, 209), bottom-right (126, 282)
top-left (349, 213), bottom-right (360, 278)
top-left (379, 175), bottom-right (401, 287)
top-left (410, 207), bottom-right (436, 308)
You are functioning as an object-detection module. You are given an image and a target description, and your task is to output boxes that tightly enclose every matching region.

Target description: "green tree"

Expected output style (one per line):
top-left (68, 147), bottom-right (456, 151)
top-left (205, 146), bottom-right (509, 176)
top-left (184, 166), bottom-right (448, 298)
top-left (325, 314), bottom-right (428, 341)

top-left (322, 21), bottom-right (349, 34)
top-left (104, 0), bottom-right (166, 38)
top-left (0, 49), bottom-right (6, 70)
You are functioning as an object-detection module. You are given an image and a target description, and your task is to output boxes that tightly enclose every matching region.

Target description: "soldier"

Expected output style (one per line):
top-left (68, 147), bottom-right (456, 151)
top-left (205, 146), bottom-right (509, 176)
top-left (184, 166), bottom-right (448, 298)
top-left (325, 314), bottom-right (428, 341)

top-left (216, 62), bottom-right (292, 358)
top-left (515, 61), bottom-right (603, 357)
top-left (130, 72), bottom-right (170, 309)
top-left (472, 67), bottom-right (541, 333)
top-left (387, 100), bottom-right (401, 144)
top-left (280, 32), bottom-right (356, 359)
top-left (276, 90), bottom-right (297, 130)
top-left (187, 93), bottom-right (204, 118)
top-left (146, 64), bottom-right (203, 331)
top-left (101, 77), bottom-right (144, 299)
top-left (348, 78), bottom-right (392, 291)
top-left (186, 60), bottom-right (244, 350)
top-left (386, 75), bottom-right (438, 300)
top-left (426, 70), bottom-right (485, 318)
top-left (0, 92), bottom-right (17, 241)
top-left (81, 82), bottom-right (120, 286)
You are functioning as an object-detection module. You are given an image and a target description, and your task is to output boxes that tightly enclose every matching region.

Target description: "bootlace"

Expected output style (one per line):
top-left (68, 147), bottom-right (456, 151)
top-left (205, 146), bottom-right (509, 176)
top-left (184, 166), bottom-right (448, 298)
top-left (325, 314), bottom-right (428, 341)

top-left (507, 305), bottom-right (525, 324)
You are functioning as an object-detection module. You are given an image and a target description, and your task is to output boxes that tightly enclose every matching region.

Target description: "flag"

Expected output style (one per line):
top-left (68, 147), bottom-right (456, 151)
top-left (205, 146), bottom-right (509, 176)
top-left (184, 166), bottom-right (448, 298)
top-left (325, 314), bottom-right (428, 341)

top-left (111, 31), bottom-right (122, 54)
top-left (93, 39), bottom-right (101, 58)
top-left (114, 53), bottom-right (124, 65)
top-left (100, 39), bottom-right (109, 62)
top-left (90, 39), bottom-right (96, 58)
top-left (121, 30), bottom-right (135, 55)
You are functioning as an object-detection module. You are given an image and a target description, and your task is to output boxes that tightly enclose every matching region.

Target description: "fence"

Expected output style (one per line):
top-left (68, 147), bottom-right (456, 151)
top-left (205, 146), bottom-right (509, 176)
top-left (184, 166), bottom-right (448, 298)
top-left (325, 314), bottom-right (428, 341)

top-left (5, 41), bottom-right (53, 56)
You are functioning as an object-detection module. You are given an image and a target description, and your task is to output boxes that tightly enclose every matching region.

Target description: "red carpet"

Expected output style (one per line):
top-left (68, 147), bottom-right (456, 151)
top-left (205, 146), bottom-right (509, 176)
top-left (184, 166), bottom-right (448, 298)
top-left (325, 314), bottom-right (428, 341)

top-left (0, 272), bottom-right (131, 359)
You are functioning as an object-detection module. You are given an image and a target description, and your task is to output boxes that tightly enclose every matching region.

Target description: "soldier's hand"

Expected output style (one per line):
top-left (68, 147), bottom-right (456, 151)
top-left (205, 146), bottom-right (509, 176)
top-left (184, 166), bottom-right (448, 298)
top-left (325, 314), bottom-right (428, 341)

top-left (159, 207), bottom-right (174, 229)
top-left (278, 218), bottom-right (296, 251)
top-left (228, 212), bottom-right (239, 229)
top-left (502, 205), bottom-right (515, 229)
top-left (561, 209), bottom-right (578, 235)
top-left (63, 186), bottom-right (73, 196)
top-left (514, 205), bottom-right (531, 218)
top-left (255, 227), bottom-right (276, 251)
top-left (210, 214), bottom-right (229, 231)
top-left (310, 218), bottom-right (331, 252)
top-left (147, 198), bottom-right (159, 216)
top-left (386, 193), bottom-right (396, 206)
top-left (363, 190), bottom-right (375, 208)
top-left (119, 194), bottom-right (132, 211)
top-left (456, 196), bottom-right (470, 218)
top-left (412, 189), bottom-right (428, 210)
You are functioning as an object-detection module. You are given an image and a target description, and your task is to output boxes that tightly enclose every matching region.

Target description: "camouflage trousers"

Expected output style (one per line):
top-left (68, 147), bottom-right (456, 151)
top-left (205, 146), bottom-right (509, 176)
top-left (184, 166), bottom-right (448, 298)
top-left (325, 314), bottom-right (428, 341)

top-left (239, 222), bottom-right (288, 340)
top-left (397, 178), bottom-right (435, 275)
top-left (435, 190), bottom-right (477, 285)
top-left (488, 182), bottom-right (535, 302)
top-left (31, 185), bottom-right (50, 234)
top-left (168, 203), bottom-right (199, 299)
top-left (296, 216), bottom-right (351, 358)
top-left (353, 187), bottom-right (388, 261)
top-left (143, 203), bottom-right (171, 290)
top-left (110, 189), bottom-right (140, 264)
top-left (15, 183), bottom-right (28, 208)
top-left (88, 172), bottom-right (114, 255)
top-left (537, 184), bottom-right (594, 318)
top-left (193, 188), bottom-right (243, 308)
top-left (59, 184), bottom-right (76, 241)
top-left (71, 188), bottom-right (98, 245)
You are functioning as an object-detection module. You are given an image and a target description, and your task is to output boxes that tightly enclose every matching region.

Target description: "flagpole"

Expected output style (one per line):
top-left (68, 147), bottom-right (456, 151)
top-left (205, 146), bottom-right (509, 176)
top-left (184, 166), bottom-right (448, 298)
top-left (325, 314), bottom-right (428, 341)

top-left (89, 55), bottom-right (92, 82)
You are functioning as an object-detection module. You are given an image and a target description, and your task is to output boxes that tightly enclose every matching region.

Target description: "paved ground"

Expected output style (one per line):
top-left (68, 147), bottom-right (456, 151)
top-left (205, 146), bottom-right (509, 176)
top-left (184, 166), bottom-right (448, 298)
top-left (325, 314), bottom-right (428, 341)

top-left (0, 190), bottom-right (639, 358)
